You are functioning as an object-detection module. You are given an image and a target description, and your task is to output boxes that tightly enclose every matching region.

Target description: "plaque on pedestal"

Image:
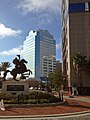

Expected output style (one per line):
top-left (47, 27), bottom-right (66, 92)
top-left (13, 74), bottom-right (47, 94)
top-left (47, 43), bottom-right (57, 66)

top-left (2, 80), bottom-right (29, 95)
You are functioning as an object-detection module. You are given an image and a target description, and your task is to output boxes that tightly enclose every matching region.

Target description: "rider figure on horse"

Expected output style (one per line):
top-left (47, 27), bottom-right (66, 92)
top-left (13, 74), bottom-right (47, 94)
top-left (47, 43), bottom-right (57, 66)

top-left (13, 55), bottom-right (20, 69)
top-left (3, 55), bottom-right (32, 80)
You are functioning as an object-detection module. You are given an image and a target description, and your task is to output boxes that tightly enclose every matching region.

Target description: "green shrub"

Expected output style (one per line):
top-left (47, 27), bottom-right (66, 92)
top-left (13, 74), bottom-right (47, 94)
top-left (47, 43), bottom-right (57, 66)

top-left (0, 93), bottom-right (17, 100)
top-left (0, 91), bottom-right (60, 104)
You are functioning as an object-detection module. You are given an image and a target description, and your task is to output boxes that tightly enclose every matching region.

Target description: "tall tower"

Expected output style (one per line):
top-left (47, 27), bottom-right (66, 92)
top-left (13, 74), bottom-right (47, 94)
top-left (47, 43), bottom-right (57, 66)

top-left (62, 0), bottom-right (90, 94)
top-left (23, 29), bottom-right (56, 80)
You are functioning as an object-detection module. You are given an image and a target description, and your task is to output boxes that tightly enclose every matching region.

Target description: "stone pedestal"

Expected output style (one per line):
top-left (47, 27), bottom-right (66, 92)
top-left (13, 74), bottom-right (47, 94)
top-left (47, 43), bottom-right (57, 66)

top-left (1, 80), bottom-right (29, 95)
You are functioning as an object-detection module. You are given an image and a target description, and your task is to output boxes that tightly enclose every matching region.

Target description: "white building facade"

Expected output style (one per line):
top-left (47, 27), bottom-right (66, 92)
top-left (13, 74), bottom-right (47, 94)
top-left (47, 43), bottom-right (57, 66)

top-left (23, 29), bottom-right (56, 80)
top-left (42, 56), bottom-right (56, 77)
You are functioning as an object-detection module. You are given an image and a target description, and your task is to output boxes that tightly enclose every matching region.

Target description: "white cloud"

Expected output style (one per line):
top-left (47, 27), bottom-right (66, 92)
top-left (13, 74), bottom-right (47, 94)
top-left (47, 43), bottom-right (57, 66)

top-left (17, 0), bottom-right (61, 14)
top-left (17, 0), bottom-right (61, 26)
top-left (0, 23), bottom-right (22, 38)
top-left (38, 14), bottom-right (52, 26)
top-left (0, 45), bottom-right (23, 56)
top-left (56, 41), bottom-right (62, 50)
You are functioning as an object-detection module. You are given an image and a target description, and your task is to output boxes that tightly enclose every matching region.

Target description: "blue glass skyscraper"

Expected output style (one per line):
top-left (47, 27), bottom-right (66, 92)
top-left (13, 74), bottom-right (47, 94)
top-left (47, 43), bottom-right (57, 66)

top-left (23, 29), bottom-right (56, 80)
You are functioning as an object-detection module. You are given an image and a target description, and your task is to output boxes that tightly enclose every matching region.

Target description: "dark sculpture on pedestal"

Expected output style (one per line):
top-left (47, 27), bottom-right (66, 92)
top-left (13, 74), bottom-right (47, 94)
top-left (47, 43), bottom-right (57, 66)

top-left (3, 55), bottom-right (32, 80)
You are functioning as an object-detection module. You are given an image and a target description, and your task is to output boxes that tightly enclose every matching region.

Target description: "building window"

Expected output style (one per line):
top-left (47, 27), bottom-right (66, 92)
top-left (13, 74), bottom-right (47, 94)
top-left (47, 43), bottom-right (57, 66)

top-left (69, 2), bottom-right (90, 13)
top-left (88, 2), bottom-right (90, 10)
top-left (85, 3), bottom-right (89, 11)
top-left (85, 2), bottom-right (90, 11)
top-left (69, 3), bottom-right (85, 13)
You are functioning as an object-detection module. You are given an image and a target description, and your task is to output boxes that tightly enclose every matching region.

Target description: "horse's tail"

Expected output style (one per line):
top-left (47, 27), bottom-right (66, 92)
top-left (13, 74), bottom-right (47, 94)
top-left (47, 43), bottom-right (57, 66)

top-left (3, 70), bottom-right (11, 80)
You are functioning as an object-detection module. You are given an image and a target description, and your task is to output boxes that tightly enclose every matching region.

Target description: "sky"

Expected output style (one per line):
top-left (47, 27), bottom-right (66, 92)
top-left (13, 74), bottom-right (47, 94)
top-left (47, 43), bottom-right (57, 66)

top-left (0, 0), bottom-right (62, 67)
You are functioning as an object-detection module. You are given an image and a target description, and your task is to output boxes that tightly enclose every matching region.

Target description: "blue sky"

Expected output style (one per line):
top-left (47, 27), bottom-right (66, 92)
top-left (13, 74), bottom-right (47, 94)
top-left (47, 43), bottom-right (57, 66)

top-left (0, 0), bottom-right (62, 65)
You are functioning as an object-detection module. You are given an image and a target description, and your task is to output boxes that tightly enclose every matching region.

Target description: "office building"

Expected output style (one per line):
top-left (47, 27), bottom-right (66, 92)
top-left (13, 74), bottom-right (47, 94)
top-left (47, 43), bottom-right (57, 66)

top-left (23, 29), bottom-right (56, 80)
top-left (56, 60), bottom-right (62, 71)
top-left (42, 56), bottom-right (56, 77)
top-left (62, 0), bottom-right (90, 94)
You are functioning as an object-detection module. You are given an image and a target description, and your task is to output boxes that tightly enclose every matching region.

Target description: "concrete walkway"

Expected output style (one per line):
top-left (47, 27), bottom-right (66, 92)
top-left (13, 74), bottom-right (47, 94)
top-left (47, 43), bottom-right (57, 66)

top-left (64, 95), bottom-right (90, 103)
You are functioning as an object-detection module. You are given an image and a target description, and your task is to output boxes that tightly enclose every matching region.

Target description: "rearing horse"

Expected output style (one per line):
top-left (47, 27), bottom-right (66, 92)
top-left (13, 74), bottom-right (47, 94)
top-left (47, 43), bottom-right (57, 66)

top-left (3, 55), bottom-right (32, 80)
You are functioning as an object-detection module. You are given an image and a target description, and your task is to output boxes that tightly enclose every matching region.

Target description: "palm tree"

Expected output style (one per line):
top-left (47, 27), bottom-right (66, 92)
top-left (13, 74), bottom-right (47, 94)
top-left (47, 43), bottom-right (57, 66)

top-left (0, 62), bottom-right (11, 72)
top-left (73, 52), bottom-right (87, 87)
top-left (0, 62), bottom-right (11, 88)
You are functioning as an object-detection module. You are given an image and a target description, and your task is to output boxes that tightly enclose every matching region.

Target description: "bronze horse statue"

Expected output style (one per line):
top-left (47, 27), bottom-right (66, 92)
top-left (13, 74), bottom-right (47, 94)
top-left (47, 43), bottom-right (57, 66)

top-left (3, 55), bottom-right (32, 80)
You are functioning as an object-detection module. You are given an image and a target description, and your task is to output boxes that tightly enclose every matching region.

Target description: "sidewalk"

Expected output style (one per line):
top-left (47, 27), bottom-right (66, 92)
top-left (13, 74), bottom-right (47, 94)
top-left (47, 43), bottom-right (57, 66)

top-left (64, 95), bottom-right (90, 103)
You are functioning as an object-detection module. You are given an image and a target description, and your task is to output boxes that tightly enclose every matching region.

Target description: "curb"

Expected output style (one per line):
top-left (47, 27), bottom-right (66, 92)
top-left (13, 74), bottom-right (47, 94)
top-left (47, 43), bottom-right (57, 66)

top-left (4, 101), bottom-right (65, 108)
top-left (0, 110), bottom-right (90, 119)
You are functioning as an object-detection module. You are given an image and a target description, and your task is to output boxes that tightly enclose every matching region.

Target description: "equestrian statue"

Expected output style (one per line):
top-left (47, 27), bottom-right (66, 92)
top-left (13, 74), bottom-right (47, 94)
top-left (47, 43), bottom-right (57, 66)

top-left (3, 55), bottom-right (32, 80)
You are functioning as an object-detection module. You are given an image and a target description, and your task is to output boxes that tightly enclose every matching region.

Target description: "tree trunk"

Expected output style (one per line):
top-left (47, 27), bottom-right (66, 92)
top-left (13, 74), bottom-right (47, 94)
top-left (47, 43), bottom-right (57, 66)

top-left (79, 72), bottom-right (83, 95)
